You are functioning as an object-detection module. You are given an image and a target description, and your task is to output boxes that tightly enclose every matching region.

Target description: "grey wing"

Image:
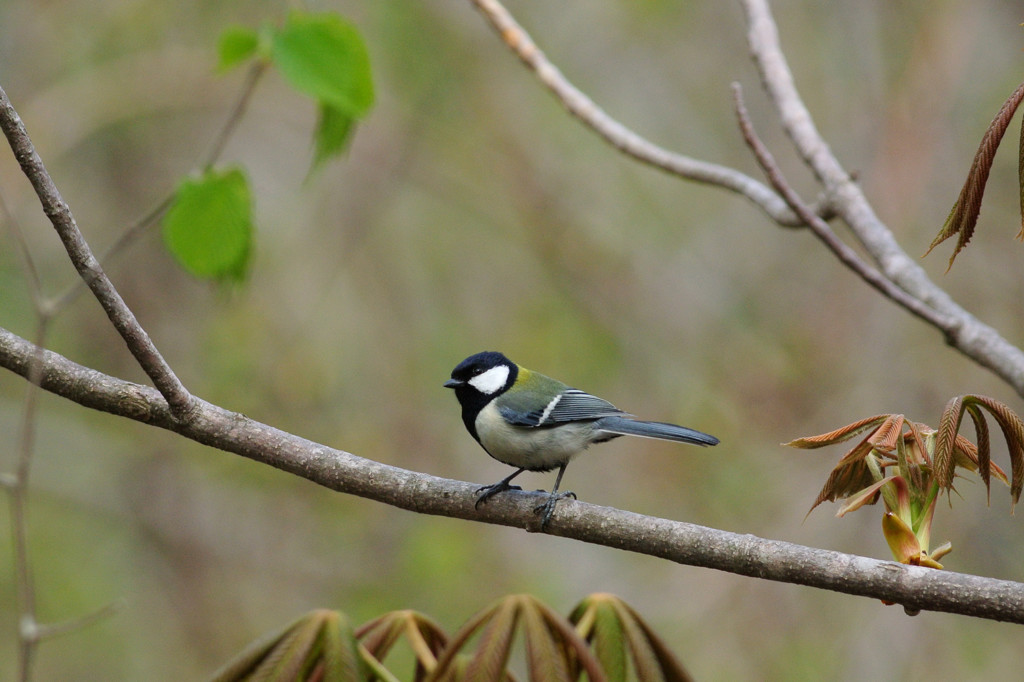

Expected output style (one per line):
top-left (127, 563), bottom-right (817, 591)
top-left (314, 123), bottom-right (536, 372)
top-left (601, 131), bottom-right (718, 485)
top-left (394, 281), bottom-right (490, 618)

top-left (500, 389), bottom-right (627, 427)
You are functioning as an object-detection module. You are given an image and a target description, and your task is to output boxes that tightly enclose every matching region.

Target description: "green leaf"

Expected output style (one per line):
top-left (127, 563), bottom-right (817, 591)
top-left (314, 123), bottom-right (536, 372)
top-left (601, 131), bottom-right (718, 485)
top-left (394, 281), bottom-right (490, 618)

top-left (882, 511), bottom-right (923, 565)
top-left (271, 11), bottom-right (374, 116)
top-left (163, 167), bottom-right (252, 281)
top-left (589, 602), bottom-right (627, 681)
top-left (217, 25), bottom-right (260, 72)
top-left (312, 102), bottom-right (356, 170)
top-left (210, 610), bottom-right (371, 682)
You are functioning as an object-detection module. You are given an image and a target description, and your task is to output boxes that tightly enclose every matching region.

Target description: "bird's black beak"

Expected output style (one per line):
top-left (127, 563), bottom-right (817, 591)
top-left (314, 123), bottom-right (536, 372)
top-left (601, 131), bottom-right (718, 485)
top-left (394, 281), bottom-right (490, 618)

top-left (443, 379), bottom-right (462, 389)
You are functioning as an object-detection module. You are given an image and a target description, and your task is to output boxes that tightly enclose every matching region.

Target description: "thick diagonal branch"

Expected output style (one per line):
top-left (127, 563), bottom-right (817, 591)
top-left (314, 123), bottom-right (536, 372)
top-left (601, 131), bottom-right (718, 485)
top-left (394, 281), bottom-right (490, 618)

top-left (740, 0), bottom-right (1024, 396)
top-left (0, 84), bottom-right (196, 419)
top-left (2, 325), bottom-right (1024, 624)
top-left (732, 83), bottom-right (952, 330)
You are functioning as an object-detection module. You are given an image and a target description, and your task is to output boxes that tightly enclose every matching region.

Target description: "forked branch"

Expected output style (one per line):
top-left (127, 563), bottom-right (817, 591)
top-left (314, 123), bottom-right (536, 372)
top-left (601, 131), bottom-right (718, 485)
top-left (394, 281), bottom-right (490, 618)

top-left (469, 0), bottom-right (1024, 397)
top-left (0, 85), bottom-right (196, 419)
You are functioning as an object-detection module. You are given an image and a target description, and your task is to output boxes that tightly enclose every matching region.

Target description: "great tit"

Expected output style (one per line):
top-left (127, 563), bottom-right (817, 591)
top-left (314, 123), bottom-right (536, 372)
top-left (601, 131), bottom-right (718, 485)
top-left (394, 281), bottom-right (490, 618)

top-left (444, 351), bottom-right (719, 527)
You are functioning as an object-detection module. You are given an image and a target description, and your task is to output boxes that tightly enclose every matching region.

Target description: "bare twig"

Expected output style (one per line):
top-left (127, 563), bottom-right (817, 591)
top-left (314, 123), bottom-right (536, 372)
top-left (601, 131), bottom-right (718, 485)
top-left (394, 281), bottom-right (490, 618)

top-left (739, 0), bottom-right (1024, 396)
top-left (29, 599), bottom-right (124, 642)
top-left (10, 320), bottom-right (46, 682)
top-left (199, 60), bottom-right (267, 170)
top-left (465, 0), bottom-right (818, 226)
top-left (1, 324), bottom-right (1023, 623)
top-left (732, 83), bottom-right (954, 331)
top-left (50, 60), bottom-right (268, 312)
top-left (0, 62), bottom-right (268, 674)
top-left (0, 83), bottom-right (196, 419)
top-left (469, 0), bottom-right (1024, 397)
top-left (0, 191), bottom-right (51, 681)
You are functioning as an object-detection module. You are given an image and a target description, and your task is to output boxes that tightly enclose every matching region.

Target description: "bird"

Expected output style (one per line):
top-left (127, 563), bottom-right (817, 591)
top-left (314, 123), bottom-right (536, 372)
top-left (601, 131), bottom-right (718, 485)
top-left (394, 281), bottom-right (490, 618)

top-left (444, 351), bottom-right (719, 528)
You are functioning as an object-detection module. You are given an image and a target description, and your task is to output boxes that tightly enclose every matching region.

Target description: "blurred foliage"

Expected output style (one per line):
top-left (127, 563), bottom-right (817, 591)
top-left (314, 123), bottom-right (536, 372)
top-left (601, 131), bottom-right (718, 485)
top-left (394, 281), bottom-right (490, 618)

top-left (1, 0), bottom-right (1024, 680)
top-left (212, 594), bottom-right (689, 682)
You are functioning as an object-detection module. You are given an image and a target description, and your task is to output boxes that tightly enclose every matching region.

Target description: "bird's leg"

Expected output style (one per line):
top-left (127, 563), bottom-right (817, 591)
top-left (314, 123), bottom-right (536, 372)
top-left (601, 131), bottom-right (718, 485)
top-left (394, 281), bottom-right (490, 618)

top-left (475, 468), bottom-right (526, 508)
top-left (534, 463), bottom-right (576, 528)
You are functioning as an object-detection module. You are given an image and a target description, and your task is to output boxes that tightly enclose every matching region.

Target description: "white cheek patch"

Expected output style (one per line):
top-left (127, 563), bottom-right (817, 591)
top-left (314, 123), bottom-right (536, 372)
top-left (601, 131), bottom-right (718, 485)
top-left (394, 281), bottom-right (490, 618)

top-left (468, 365), bottom-right (511, 394)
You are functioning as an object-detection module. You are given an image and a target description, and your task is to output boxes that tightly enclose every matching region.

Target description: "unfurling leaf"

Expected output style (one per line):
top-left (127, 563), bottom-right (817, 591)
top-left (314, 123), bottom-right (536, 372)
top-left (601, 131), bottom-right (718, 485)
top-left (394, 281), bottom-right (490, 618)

top-left (933, 396), bottom-right (965, 490)
top-left (925, 81), bottom-right (1024, 270)
top-left (882, 511), bottom-right (922, 565)
top-left (784, 415), bottom-right (889, 449)
top-left (931, 541), bottom-right (953, 563)
top-left (836, 477), bottom-right (895, 517)
top-left (433, 595), bottom-right (605, 682)
top-left (209, 609), bottom-right (367, 682)
top-left (570, 593), bottom-right (693, 682)
top-left (572, 598), bottom-right (627, 680)
top-left (1019, 110), bottom-right (1024, 241)
top-left (806, 434), bottom-right (879, 515)
top-left (799, 398), bottom-right (1024, 571)
top-left (963, 404), bottom-right (991, 493)
top-left (355, 609), bottom-right (448, 677)
top-left (868, 414), bottom-right (905, 452)
top-left (961, 395), bottom-right (1024, 509)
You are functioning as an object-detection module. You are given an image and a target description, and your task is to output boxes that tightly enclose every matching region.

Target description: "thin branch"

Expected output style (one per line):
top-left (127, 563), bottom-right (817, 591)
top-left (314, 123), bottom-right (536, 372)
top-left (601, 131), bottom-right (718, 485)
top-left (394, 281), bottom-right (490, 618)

top-left (2, 192), bottom-right (133, 678)
top-left (732, 83), bottom-right (954, 331)
top-left (199, 60), bottom-right (267, 170)
top-left (739, 0), bottom-right (1024, 396)
top-left (9, 319), bottom-right (47, 682)
top-left (0, 83), bottom-right (197, 420)
top-left (29, 599), bottom-right (124, 642)
top-left (50, 60), bottom-right (268, 313)
top-left (0, 191), bottom-right (51, 682)
top-left (48, 194), bottom-right (174, 313)
top-left (1, 325), bottom-right (1023, 624)
top-left (465, 0), bottom-right (818, 226)
top-left (469, 0), bottom-right (1024, 398)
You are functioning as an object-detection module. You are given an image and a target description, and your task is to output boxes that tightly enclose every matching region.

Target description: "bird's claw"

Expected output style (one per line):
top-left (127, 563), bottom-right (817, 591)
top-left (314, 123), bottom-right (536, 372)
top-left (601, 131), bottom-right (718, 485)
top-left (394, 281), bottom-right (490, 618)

top-left (474, 481), bottom-right (523, 509)
top-left (534, 490), bottom-right (576, 528)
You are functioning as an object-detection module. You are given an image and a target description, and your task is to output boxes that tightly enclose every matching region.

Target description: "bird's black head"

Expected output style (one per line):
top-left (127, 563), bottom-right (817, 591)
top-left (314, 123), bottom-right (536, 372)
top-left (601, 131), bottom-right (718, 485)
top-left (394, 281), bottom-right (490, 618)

top-left (444, 352), bottom-right (518, 436)
top-left (444, 351), bottom-right (518, 397)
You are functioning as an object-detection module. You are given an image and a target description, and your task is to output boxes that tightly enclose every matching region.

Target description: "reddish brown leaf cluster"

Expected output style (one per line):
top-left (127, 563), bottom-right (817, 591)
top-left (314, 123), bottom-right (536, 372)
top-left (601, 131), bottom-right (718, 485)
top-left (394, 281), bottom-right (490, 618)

top-left (790, 396), bottom-right (1023, 569)
top-left (925, 81), bottom-right (1024, 269)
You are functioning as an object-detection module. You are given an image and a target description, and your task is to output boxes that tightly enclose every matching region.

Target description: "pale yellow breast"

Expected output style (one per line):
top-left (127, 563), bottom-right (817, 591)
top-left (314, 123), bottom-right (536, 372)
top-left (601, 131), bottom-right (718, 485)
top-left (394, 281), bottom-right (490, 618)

top-left (474, 401), bottom-right (593, 471)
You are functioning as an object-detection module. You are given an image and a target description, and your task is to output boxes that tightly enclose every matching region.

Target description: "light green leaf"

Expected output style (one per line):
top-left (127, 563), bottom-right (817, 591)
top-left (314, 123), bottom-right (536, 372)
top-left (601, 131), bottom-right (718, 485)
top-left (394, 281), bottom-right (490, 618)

top-left (217, 25), bottom-right (260, 72)
top-left (163, 167), bottom-right (253, 281)
top-left (312, 102), bottom-right (355, 170)
top-left (271, 11), bottom-right (374, 116)
top-left (882, 511), bottom-right (922, 565)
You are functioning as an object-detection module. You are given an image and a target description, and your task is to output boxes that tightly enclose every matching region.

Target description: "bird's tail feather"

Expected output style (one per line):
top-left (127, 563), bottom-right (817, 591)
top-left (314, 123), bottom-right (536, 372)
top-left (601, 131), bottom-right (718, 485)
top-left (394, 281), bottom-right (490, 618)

top-left (594, 416), bottom-right (718, 446)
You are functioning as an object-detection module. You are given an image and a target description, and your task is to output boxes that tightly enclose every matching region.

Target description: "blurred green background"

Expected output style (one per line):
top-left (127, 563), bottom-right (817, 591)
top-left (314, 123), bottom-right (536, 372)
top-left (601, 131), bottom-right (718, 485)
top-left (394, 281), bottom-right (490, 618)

top-left (1, 0), bottom-right (1024, 679)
